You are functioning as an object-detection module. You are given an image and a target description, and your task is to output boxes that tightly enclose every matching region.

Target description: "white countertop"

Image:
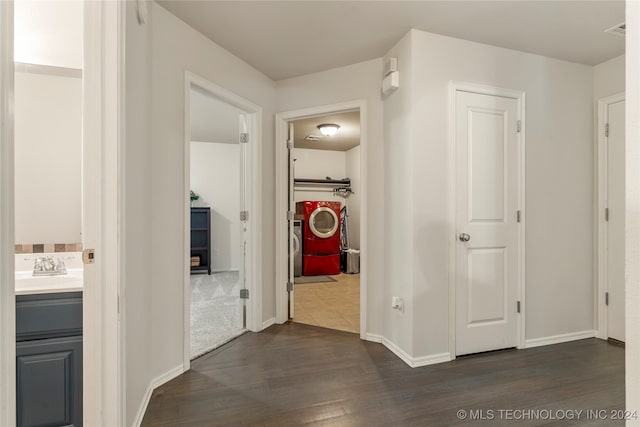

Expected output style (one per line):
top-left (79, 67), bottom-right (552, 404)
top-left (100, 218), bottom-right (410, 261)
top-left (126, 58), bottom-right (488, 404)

top-left (15, 268), bottom-right (84, 295)
top-left (15, 252), bottom-right (84, 295)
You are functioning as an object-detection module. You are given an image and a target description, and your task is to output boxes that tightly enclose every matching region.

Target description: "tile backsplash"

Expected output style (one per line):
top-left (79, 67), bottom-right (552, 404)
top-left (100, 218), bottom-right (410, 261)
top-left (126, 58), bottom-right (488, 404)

top-left (15, 243), bottom-right (83, 254)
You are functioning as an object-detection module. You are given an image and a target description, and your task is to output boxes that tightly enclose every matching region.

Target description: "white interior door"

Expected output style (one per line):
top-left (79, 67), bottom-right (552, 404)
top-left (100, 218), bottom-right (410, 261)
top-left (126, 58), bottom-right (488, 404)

top-left (606, 98), bottom-right (625, 342)
top-left (455, 90), bottom-right (520, 356)
top-left (287, 122), bottom-right (295, 318)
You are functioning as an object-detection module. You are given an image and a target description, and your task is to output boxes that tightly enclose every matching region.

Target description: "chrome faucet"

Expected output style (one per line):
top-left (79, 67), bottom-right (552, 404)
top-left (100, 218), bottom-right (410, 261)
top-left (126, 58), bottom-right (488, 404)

top-left (31, 256), bottom-right (67, 276)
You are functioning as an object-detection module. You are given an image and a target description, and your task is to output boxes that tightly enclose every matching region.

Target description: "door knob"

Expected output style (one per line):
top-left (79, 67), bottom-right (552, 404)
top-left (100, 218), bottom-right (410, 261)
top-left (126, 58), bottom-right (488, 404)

top-left (459, 233), bottom-right (471, 242)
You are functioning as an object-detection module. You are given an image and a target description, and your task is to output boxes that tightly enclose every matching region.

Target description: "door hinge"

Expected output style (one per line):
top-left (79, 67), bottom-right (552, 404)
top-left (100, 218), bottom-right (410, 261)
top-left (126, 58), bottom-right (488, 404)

top-left (517, 301), bottom-right (521, 313)
top-left (240, 289), bottom-right (250, 299)
top-left (517, 120), bottom-right (522, 133)
top-left (117, 295), bottom-right (120, 314)
top-left (82, 249), bottom-right (95, 264)
top-left (605, 207), bottom-right (609, 222)
top-left (605, 292), bottom-right (609, 306)
top-left (287, 139), bottom-right (294, 150)
top-left (287, 281), bottom-right (294, 292)
top-left (240, 210), bottom-right (249, 221)
top-left (287, 210), bottom-right (295, 221)
top-left (240, 132), bottom-right (249, 144)
top-left (517, 210), bottom-right (521, 223)
top-left (605, 123), bottom-right (610, 138)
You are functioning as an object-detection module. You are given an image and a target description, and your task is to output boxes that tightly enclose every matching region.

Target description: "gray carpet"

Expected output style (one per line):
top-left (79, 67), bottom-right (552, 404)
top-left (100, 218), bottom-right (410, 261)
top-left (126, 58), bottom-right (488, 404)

top-left (190, 271), bottom-right (244, 359)
top-left (294, 275), bottom-right (337, 284)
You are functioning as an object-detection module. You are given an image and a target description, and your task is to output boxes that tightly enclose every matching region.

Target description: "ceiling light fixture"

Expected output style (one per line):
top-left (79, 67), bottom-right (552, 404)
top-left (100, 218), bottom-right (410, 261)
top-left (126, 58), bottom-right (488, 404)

top-left (317, 123), bottom-right (340, 137)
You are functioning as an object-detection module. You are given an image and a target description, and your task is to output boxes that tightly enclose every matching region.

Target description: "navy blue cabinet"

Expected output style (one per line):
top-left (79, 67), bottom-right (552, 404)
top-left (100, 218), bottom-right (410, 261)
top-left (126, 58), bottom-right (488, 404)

top-left (16, 292), bottom-right (83, 427)
top-left (191, 207), bottom-right (212, 274)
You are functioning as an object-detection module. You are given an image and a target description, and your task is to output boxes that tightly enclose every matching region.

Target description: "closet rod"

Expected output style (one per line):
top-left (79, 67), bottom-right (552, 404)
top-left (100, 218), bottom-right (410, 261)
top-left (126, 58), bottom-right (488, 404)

top-left (294, 178), bottom-right (351, 186)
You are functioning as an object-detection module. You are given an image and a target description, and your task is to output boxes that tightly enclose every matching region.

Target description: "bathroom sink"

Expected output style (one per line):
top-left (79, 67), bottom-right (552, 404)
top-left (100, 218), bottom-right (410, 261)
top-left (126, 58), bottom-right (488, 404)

top-left (15, 268), bottom-right (84, 295)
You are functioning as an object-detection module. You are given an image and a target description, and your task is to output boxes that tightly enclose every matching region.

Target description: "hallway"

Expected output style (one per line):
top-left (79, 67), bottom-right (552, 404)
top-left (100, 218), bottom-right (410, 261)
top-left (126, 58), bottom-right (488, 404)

top-left (142, 323), bottom-right (624, 426)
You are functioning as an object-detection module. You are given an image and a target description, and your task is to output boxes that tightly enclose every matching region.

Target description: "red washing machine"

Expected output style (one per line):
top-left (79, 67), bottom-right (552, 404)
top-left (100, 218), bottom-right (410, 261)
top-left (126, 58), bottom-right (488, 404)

top-left (296, 201), bottom-right (341, 276)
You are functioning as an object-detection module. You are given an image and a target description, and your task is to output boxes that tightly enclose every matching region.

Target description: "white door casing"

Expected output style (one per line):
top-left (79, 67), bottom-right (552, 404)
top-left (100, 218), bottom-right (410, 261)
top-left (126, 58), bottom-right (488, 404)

top-left (183, 71), bottom-right (263, 370)
top-left (607, 99), bottom-right (626, 342)
top-left (0, 1), bottom-right (15, 424)
top-left (597, 93), bottom-right (625, 342)
top-left (275, 100), bottom-right (368, 340)
top-left (287, 122), bottom-right (295, 318)
top-left (452, 84), bottom-right (524, 356)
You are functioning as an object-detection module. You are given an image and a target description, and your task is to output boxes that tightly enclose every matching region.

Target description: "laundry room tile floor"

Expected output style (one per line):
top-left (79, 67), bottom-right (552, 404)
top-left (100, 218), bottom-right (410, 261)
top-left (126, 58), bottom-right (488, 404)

top-left (293, 273), bottom-right (360, 333)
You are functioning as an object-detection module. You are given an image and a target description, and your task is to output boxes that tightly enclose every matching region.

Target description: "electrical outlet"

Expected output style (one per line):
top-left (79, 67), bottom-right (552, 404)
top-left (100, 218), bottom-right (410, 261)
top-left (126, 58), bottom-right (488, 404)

top-left (391, 296), bottom-right (404, 312)
top-left (213, 248), bottom-right (219, 256)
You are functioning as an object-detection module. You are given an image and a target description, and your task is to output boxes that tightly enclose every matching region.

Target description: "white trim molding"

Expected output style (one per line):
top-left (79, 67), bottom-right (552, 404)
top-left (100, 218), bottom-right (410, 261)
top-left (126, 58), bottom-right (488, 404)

top-left (83, 1), bottom-right (125, 424)
top-left (14, 62), bottom-right (82, 78)
top-left (365, 334), bottom-right (451, 368)
top-left (275, 100), bottom-right (368, 340)
top-left (524, 330), bottom-right (596, 349)
top-left (625, 2), bottom-right (640, 420)
top-left (0, 1), bottom-right (15, 425)
top-left (595, 92), bottom-right (626, 340)
top-left (447, 81), bottom-right (526, 358)
top-left (133, 364), bottom-right (184, 427)
top-left (183, 71), bottom-right (263, 371)
top-left (262, 317), bottom-right (276, 331)
top-left (365, 333), bottom-right (383, 343)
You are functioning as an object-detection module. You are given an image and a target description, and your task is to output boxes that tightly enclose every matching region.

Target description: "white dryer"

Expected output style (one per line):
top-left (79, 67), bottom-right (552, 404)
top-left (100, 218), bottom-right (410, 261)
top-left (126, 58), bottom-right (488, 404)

top-left (293, 220), bottom-right (303, 277)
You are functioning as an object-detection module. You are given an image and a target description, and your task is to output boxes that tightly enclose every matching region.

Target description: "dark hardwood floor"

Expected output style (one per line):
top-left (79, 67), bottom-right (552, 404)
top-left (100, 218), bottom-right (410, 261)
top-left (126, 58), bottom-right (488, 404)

top-left (142, 323), bottom-right (624, 426)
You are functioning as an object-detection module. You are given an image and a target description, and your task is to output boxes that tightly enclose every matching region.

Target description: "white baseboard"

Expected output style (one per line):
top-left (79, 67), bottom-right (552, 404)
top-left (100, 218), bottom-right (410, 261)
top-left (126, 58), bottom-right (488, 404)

top-left (211, 268), bottom-right (240, 273)
top-left (261, 317), bottom-right (276, 331)
top-left (525, 330), bottom-right (596, 349)
top-left (365, 333), bottom-right (383, 343)
top-left (365, 333), bottom-right (451, 368)
top-left (411, 351), bottom-right (453, 367)
top-left (133, 364), bottom-right (184, 427)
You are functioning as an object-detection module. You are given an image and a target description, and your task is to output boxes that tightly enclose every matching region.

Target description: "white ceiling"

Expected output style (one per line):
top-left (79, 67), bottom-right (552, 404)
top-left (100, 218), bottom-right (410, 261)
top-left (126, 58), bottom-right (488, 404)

top-left (293, 111), bottom-right (360, 152)
top-left (158, 1), bottom-right (625, 81)
top-left (190, 85), bottom-right (246, 144)
top-left (15, 0), bottom-right (84, 69)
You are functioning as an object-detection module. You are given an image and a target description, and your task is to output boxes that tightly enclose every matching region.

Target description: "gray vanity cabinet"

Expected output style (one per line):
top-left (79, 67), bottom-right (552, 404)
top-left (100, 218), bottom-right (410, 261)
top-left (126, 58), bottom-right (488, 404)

top-left (16, 292), bottom-right (83, 427)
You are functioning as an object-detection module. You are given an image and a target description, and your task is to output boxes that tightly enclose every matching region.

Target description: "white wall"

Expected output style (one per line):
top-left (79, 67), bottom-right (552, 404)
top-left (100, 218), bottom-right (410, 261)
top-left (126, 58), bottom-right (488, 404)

top-left (594, 55), bottom-right (625, 101)
top-left (14, 71), bottom-right (82, 244)
top-left (276, 58), bottom-right (385, 336)
top-left (124, 1), bottom-right (153, 424)
top-left (14, 0), bottom-right (83, 69)
top-left (345, 146), bottom-right (360, 249)
top-left (381, 32), bottom-right (415, 354)
top-left (293, 147), bottom-right (346, 203)
top-left (626, 1), bottom-right (640, 420)
top-left (191, 141), bottom-right (241, 271)
top-left (384, 29), bottom-right (595, 360)
top-left (151, 1), bottom-right (276, 384)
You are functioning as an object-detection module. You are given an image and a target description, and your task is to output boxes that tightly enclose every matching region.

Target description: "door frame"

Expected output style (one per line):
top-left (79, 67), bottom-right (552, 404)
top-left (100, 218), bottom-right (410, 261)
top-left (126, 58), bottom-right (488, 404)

top-left (447, 81), bottom-right (526, 358)
top-left (0, 1), bottom-right (15, 424)
top-left (182, 71), bottom-right (263, 370)
top-left (596, 92), bottom-right (625, 339)
top-left (275, 99), bottom-right (368, 340)
top-left (1, 1), bottom-right (124, 424)
top-left (83, 1), bottom-right (124, 424)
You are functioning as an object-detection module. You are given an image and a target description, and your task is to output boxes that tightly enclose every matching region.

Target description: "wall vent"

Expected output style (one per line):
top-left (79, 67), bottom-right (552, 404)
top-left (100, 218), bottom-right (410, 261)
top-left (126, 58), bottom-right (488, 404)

top-left (605, 22), bottom-right (626, 37)
top-left (305, 135), bottom-right (321, 141)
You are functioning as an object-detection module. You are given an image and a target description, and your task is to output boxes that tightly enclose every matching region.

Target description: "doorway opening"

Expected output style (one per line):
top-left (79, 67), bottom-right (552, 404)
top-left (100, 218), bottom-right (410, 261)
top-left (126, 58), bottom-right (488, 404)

top-left (275, 100), bottom-right (367, 337)
top-left (290, 111), bottom-right (361, 333)
top-left (597, 92), bottom-right (626, 343)
top-left (183, 73), bottom-right (261, 364)
top-left (12, 2), bottom-right (86, 426)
